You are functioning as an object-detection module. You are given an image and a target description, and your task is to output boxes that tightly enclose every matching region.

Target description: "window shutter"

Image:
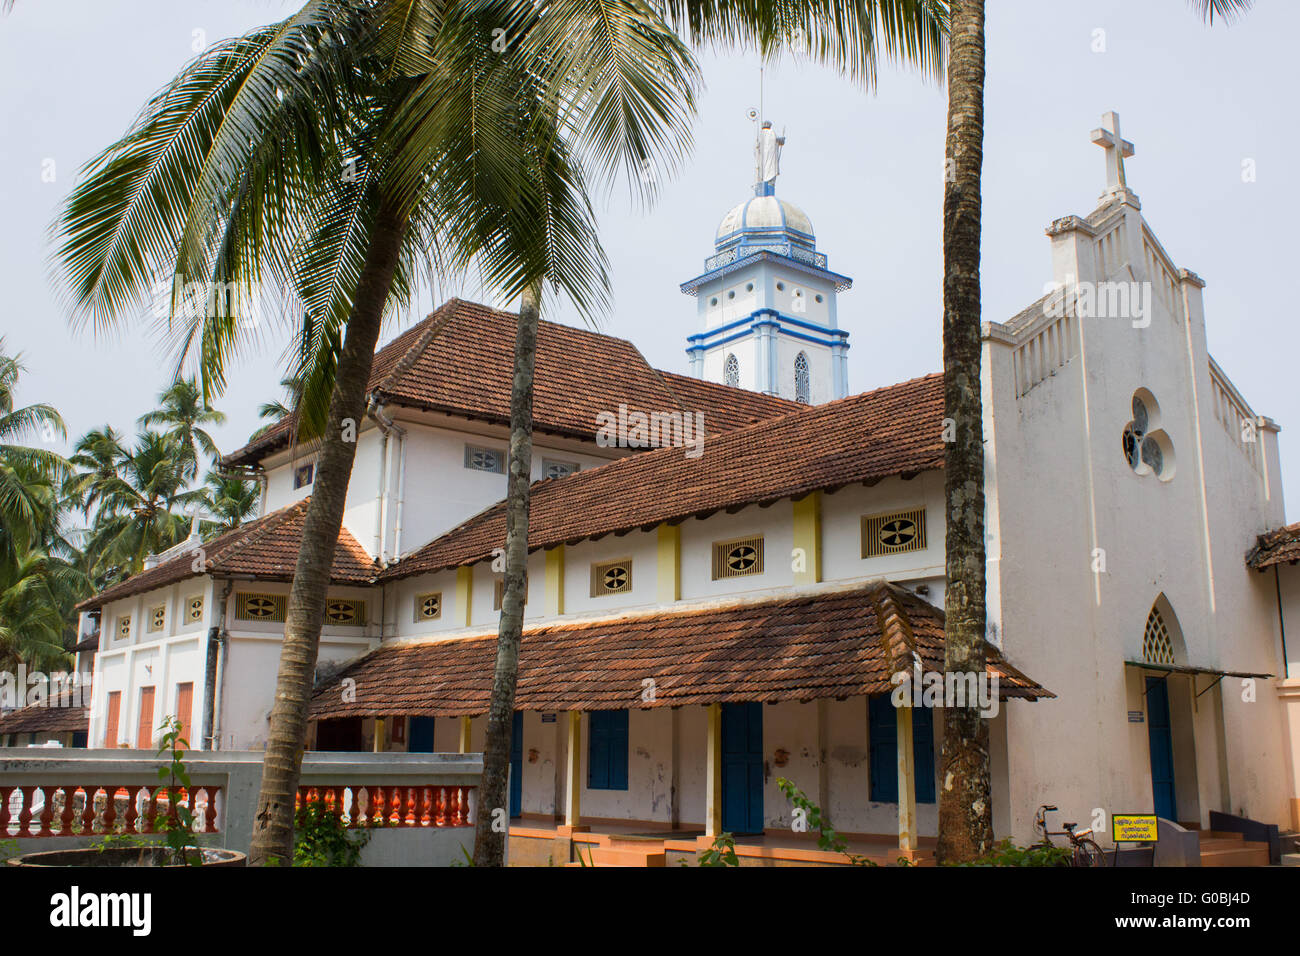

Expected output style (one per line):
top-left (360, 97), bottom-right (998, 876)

top-left (912, 706), bottom-right (936, 804)
top-left (104, 691), bottom-right (121, 748)
top-left (587, 711), bottom-right (628, 791)
top-left (868, 696), bottom-right (898, 803)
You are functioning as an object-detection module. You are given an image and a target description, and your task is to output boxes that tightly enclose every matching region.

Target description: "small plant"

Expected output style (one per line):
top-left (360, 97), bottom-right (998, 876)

top-left (696, 832), bottom-right (740, 867)
top-left (293, 799), bottom-right (370, 866)
top-left (88, 831), bottom-right (154, 853)
top-left (155, 716), bottom-right (200, 866)
top-left (0, 837), bottom-right (19, 863)
top-left (776, 777), bottom-right (876, 866)
top-left (950, 839), bottom-right (1073, 867)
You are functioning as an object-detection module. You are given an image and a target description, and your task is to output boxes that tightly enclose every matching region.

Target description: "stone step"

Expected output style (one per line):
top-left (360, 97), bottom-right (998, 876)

top-left (590, 845), bottom-right (667, 867)
top-left (1281, 853), bottom-right (1300, 867)
top-left (1198, 830), bottom-right (1245, 842)
top-left (1199, 841), bottom-right (1270, 867)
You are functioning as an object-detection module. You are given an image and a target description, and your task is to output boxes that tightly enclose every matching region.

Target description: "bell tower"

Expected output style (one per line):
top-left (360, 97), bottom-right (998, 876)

top-left (681, 124), bottom-right (851, 404)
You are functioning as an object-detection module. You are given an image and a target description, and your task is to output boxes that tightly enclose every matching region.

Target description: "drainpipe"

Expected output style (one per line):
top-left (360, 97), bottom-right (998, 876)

top-left (367, 400), bottom-right (393, 564)
top-left (1276, 566), bottom-right (1290, 679)
top-left (368, 402), bottom-right (407, 563)
top-left (202, 579), bottom-right (233, 750)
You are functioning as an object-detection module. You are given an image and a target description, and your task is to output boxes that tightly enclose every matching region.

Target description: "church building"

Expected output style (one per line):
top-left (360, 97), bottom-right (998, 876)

top-left (75, 113), bottom-right (1299, 865)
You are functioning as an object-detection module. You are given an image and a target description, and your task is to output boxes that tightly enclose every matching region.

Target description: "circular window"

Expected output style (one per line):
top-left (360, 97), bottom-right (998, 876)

top-left (745, 282), bottom-right (754, 292)
top-left (776, 282), bottom-right (785, 291)
top-left (602, 566), bottom-right (629, 591)
top-left (728, 290), bottom-right (735, 300)
top-left (815, 294), bottom-right (824, 303)
top-left (709, 297), bottom-right (718, 306)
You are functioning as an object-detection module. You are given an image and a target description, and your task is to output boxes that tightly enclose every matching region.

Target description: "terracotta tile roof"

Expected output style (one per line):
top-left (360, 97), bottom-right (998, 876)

top-left (223, 299), bottom-right (807, 467)
top-left (382, 373), bottom-right (944, 581)
top-left (78, 499), bottom-right (377, 610)
top-left (1246, 521), bottom-right (1300, 569)
top-left (654, 370), bottom-right (804, 433)
top-left (308, 582), bottom-right (1051, 720)
top-left (0, 703), bottom-right (89, 735)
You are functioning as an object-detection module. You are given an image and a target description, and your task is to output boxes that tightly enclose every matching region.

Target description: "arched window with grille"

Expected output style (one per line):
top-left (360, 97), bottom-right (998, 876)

top-left (794, 351), bottom-right (811, 404)
top-left (724, 353), bottom-right (739, 386)
top-left (1142, 595), bottom-right (1185, 665)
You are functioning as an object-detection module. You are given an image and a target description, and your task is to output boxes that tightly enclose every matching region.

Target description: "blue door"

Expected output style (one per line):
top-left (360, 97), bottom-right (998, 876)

top-left (1145, 678), bottom-right (1178, 821)
top-left (721, 702), bottom-right (764, 834)
top-left (868, 696), bottom-right (936, 804)
top-left (509, 711), bottom-right (523, 818)
top-left (408, 716), bottom-right (436, 753)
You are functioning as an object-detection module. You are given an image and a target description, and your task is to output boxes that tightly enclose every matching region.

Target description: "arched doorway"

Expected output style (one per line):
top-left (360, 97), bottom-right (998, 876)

top-left (1141, 596), bottom-right (1200, 824)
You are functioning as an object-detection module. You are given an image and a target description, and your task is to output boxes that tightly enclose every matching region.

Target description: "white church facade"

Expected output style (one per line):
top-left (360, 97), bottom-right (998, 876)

top-left (73, 113), bottom-right (1299, 863)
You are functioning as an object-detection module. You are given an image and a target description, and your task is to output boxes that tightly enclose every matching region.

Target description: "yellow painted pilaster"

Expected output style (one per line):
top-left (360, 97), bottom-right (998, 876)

top-left (544, 546), bottom-right (565, 617)
top-left (705, 703), bottom-right (722, 837)
top-left (454, 566), bottom-right (473, 626)
top-left (373, 717), bottom-right (386, 753)
top-left (792, 492), bottom-right (822, 585)
top-left (656, 524), bottom-right (681, 603)
top-left (458, 716), bottom-right (472, 753)
top-left (897, 705), bottom-right (917, 853)
top-left (565, 711), bottom-right (582, 828)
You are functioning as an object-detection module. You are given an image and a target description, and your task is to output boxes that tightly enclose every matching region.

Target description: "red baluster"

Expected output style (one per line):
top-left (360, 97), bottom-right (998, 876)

top-left (351, 788), bottom-right (366, 829)
top-left (434, 786), bottom-right (446, 827)
top-left (330, 787), bottom-right (344, 827)
top-left (413, 787), bottom-right (426, 828)
top-left (124, 786), bottom-right (142, 834)
top-left (452, 787), bottom-right (465, 826)
top-left (388, 787), bottom-right (402, 826)
top-left (58, 786), bottom-right (76, 836)
top-left (0, 785), bottom-right (13, 836)
top-left (16, 787), bottom-right (34, 837)
top-left (102, 788), bottom-right (117, 833)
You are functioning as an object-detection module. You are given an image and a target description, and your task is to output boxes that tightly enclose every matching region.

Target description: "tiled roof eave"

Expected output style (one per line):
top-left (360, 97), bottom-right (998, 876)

top-left (379, 461), bottom-right (942, 582)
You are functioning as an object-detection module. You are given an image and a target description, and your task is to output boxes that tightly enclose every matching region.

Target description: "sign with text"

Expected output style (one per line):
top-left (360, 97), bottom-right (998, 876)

top-left (1112, 813), bottom-right (1159, 843)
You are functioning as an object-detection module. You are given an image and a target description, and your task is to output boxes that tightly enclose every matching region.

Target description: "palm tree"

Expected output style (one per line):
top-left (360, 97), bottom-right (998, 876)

top-left (201, 469), bottom-right (260, 533)
top-left (933, 0), bottom-right (1254, 863)
top-left (81, 431), bottom-right (204, 580)
top-left (63, 425), bottom-right (128, 522)
top-left (0, 340), bottom-right (67, 487)
top-left (139, 379), bottom-right (226, 480)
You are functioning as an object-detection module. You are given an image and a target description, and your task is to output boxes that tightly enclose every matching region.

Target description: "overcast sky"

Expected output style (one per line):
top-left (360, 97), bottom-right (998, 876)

top-left (1, 1), bottom-right (1296, 520)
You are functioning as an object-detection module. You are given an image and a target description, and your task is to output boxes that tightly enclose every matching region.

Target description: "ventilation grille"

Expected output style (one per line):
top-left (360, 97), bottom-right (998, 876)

top-left (116, 616), bottom-right (131, 640)
top-left (590, 560), bottom-right (633, 596)
top-left (415, 592), bottom-right (442, 622)
top-left (1143, 607), bottom-right (1174, 664)
top-left (185, 595), bottom-right (204, 623)
top-left (236, 593), bottom-right (287, 623)
top-left (861, 508), bottom-right (927, 558)
top-left (325, 598), bottom-right (366, 627)
top-left (147, 605), bottom-right (166, 633)
top-left (712, 536), bottom-right (765, 580)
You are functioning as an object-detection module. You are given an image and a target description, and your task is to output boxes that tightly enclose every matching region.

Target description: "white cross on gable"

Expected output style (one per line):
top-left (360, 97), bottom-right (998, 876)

top-left (1090, 110), bottom-right (1135, 194)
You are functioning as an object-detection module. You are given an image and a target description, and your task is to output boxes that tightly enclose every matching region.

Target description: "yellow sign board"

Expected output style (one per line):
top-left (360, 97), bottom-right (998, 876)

top-left (1112, 814), bottom-right (1159, 843)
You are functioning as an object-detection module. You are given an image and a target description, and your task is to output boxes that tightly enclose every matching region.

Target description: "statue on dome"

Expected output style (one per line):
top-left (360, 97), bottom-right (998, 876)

top-left (755, 120), bottom-right (785, 188)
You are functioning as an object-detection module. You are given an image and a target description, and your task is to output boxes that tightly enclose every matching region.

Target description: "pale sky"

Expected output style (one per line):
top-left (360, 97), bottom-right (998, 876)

top-left (1, 0), bottom-right (1296, 520)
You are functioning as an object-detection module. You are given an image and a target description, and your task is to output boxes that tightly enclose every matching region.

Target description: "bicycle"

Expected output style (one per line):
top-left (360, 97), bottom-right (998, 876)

top-left (1034, 804), bottom-right (1107, 867)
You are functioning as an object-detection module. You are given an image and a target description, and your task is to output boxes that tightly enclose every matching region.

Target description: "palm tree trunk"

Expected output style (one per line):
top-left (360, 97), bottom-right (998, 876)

top-left (936, 0), bottom-right (992, 864)
top-left (472, 284), bottom-right (540, 867)
top-left (247, 200), bottom-right (408, 866)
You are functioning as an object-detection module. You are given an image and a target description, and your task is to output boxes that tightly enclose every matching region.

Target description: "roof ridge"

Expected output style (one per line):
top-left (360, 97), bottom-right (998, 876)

top-left (374, 302), bottom-right (463, 396)
top-left (207, 498), bottom-right (309, 572)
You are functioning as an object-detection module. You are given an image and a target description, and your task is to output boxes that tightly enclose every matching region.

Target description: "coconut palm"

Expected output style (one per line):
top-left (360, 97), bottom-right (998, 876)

top-left (139, 379), bottom-right (227, 480)
top-left (201, 469), bottom-right (260, 533)
top-left (63, 425), bottom-right (129, 522)
top-left (80, 431), bottom-right (204, 580)
top-left (934, 0), bottom-right (1254, 863)
top-left (0, 340), bottom-right (67, 488)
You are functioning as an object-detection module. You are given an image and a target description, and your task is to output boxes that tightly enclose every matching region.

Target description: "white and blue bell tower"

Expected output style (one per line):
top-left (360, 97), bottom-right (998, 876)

top-left (682, 123), bottom-right (851, 404)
